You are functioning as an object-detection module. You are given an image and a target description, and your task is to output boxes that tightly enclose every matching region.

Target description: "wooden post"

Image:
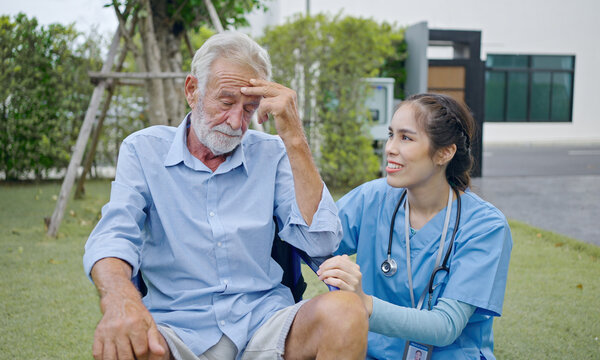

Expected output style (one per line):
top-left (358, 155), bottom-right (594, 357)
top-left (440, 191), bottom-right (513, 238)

top-left (46, 27), bottom-right (122, 237)
top-left (203, 0), bottom-right (224, 33)
top-left (73, 88), bottom-right (113, 199)
top-left (75, 12), bottom-right (139, 199)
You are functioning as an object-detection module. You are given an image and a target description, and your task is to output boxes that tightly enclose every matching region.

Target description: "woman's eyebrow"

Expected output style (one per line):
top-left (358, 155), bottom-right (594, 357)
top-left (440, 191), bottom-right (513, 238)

top-left (389, 126), bottom-right (417, 134)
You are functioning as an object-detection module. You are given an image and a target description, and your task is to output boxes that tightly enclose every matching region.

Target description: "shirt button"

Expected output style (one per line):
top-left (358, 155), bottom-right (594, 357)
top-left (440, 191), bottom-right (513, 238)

top-left (209, 212), bottom-right (215, 217)
top-left (220, 320), bottom-right (226, 326)
top-left (217, 242), bottom-right (222, 247)
top-left (224, 279), bottom-right (229, 285)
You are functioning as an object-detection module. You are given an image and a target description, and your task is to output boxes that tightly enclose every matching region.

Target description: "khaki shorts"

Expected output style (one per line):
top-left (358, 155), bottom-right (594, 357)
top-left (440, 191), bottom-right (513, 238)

top-left (157, 300), bottom-right (307, 360)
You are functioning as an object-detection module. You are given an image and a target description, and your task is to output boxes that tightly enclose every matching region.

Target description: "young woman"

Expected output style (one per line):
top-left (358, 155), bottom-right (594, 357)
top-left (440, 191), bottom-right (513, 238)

top-left (318, 94), bottom-right (512, 359)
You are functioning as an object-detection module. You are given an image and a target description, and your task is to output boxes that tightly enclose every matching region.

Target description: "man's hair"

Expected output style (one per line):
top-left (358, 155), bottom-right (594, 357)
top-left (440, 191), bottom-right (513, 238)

top-left (190, 31), bottom-right (272, 97)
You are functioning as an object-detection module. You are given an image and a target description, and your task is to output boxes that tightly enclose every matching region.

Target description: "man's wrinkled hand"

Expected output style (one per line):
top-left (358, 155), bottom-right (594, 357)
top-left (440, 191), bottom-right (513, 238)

top-left (92, 294), bottom-right (167, 360)
top-left (241, 79), bottom-right (304, 141)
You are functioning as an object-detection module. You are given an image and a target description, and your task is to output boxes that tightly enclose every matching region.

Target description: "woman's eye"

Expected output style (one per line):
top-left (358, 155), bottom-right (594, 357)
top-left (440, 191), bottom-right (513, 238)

top-left (402, 135), bottom-right (412, 141)
top-left (387, 131), bottom-right (393, 139)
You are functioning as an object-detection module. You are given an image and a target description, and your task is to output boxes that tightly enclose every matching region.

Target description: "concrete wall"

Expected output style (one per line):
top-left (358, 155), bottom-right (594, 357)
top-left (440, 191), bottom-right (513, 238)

top-left (244, 0), bottom-right (600, 144)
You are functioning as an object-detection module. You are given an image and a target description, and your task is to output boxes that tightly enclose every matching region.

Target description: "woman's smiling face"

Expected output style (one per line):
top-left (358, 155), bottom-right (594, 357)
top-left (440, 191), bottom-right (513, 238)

top-left (385, 104), bottom-right (438, 189)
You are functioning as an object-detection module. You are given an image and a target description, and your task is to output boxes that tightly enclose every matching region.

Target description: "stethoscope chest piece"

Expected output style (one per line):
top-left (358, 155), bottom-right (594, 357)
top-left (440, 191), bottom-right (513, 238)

top-left (381, 257), bottom-right (397, 276)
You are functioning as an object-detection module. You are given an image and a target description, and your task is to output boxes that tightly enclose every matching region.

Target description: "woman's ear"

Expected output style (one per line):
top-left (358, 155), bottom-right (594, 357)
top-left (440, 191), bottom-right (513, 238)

top-left (435, 144), bottom-right (457, 166)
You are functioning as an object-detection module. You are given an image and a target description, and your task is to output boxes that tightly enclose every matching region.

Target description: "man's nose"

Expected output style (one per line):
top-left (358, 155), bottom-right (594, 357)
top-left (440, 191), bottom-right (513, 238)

top-left (227, 104), bottom-right (244, 130)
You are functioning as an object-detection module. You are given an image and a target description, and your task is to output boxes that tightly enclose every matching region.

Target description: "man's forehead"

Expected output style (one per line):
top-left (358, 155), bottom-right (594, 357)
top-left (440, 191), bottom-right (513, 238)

top-left (216, 88), bottom-right (261, 103)
top-left (211, 58), bottom-right (260, 80)
top-left (208, 72), bottom-right (259, 96)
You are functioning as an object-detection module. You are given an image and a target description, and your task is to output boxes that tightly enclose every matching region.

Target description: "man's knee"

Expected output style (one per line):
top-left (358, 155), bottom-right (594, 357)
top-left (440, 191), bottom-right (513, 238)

top-left (285, 291), bottom-right (368, 359)
top-left (311, 290), bottom-right (369, 335)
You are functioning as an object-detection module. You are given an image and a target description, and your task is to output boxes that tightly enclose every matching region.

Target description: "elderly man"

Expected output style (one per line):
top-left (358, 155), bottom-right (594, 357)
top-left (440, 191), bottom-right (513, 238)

top-left (84, 32), bottom-right (368, 360)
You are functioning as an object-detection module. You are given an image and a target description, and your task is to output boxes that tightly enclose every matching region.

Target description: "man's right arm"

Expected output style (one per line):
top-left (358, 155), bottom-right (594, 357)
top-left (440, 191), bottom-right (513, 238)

top-left (90, 257), bottom-right (167, 360)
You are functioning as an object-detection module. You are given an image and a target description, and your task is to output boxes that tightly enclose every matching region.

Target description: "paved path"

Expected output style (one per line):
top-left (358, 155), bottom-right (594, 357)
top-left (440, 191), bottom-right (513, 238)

top-left (470, 144), bottom-right (600, 246)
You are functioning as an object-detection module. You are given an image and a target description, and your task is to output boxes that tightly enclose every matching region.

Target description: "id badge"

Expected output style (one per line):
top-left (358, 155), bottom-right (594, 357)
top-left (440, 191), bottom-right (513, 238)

top-left (402, 341), bottom-right (433, 360)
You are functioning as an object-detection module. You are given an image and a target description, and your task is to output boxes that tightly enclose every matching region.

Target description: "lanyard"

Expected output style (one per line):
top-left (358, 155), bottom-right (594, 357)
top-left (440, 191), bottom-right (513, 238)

top-left (404, 186), bottom-right (454, 309)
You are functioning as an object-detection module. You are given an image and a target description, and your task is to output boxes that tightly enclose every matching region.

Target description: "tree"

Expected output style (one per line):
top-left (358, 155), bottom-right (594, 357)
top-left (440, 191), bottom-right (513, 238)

top-left (261, 14), bottom-right (405, 192)
top-left (380, 24), bottom-right (408, 100)
top-left (110, 0), bottom-right (266, 126)
top-left (0, 14), bottom-right (102, 180)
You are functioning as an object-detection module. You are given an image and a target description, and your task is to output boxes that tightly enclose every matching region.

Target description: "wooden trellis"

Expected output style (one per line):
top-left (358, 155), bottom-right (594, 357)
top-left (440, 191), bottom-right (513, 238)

top-left (46, 0), bottom-right (233, 237)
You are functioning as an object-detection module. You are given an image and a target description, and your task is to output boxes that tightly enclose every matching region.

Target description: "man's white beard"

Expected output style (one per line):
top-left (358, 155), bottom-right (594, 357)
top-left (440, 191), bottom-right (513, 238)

top-left (191, 103), bottom-right (243, 156)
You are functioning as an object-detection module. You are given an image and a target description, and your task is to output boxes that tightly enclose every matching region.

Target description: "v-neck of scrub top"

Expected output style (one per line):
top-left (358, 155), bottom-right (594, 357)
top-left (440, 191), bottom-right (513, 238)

top-left (404, 199), bottom-right (459, 253)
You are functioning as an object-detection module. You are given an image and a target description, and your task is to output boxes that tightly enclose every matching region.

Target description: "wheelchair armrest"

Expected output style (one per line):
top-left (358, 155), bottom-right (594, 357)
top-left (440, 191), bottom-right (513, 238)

top-left (293, 248), bottom-right (339, 292)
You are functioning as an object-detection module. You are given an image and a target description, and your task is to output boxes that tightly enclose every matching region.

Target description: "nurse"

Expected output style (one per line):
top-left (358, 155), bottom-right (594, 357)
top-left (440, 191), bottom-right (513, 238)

top-left (318, 93), bottom-right (512, 359)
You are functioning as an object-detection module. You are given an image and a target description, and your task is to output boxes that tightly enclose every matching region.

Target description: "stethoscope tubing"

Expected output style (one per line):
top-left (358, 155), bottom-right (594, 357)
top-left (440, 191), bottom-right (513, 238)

top-left (384, 187), bottom-right (462, 296)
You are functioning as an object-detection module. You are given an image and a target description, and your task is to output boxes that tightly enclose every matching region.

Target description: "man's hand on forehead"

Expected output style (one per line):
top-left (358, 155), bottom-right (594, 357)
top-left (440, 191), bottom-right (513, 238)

top-left (240, 79), bottom-right (299, 125)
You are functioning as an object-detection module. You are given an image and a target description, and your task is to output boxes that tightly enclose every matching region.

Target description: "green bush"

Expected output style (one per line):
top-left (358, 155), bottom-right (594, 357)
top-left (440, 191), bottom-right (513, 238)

top-left (261, 14), bottom-right (406, 192)
top-left (0, 14), bottom-right (102, 180)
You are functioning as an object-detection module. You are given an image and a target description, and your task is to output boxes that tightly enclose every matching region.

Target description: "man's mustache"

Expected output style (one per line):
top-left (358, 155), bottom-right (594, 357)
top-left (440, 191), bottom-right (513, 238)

top-left (212, 123), bottom-right (242, 136)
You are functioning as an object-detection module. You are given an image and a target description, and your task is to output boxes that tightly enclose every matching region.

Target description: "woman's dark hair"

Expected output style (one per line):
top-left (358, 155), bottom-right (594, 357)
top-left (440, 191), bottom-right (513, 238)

top-left (403, 93), bottom-right (475, 191)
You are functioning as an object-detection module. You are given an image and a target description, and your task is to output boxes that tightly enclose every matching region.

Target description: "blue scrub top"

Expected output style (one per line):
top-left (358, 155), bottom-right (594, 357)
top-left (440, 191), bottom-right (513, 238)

top-left (336, 178), bottom-right (512, 360)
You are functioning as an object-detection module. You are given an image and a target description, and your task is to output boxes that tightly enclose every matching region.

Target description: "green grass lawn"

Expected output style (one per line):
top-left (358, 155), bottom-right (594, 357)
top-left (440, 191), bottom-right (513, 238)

top-left (1, 180), bottom-right (599, 358)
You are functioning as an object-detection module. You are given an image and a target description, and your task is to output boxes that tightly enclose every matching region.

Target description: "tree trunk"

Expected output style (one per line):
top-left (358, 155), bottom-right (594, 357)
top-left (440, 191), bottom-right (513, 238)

top-left (139, 0), bottom-right (168, 125)
top-left (149, 0), bottom-right (187, 125)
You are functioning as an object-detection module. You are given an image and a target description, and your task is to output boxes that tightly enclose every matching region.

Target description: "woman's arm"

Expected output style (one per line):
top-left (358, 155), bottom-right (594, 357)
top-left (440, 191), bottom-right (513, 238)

top-left (318, 255), bottom-right (475, 347)
top-left (369, 297), bottom-right (475, 347)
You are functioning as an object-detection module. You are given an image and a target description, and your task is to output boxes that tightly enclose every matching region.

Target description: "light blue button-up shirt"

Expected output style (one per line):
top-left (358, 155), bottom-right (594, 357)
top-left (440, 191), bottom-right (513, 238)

top-left (83, 115), bottom-right (342, 357)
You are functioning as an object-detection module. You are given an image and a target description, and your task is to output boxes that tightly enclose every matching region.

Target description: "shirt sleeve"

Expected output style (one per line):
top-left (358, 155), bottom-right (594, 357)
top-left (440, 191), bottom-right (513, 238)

top-left (82, 140), bottom-right (150, 281)
top-left (369, 296), bottom-right (476, 347)
top-left (274, 150), bottom-right (342, 257)
top-left (442, 217), bottom-right (513, 316)
top-left (333, 184), bottom-right (369, 256)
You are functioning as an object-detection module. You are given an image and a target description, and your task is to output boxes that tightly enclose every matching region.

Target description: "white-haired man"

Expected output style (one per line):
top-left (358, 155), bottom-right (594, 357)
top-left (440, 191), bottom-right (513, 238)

top-left (84, 32), bottom-right (368, 360)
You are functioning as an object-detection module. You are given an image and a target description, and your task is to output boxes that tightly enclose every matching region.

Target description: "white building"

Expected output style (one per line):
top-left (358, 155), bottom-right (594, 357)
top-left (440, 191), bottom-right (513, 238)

top-left (244, 0), bottom-right (600, 145)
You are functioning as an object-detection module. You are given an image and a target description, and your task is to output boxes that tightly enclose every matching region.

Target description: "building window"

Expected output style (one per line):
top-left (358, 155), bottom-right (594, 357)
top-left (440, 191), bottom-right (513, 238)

top-left (484, 54), bottom-right (575, 122)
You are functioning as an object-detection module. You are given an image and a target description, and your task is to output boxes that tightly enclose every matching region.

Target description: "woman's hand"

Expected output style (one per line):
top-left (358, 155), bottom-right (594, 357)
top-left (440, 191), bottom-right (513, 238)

top-left (317, 255), bottom-right (373, 316)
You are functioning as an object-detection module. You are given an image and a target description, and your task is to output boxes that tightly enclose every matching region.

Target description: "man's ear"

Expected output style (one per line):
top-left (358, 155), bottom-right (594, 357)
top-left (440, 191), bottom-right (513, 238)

top-left (184, 75), bottom-right (198, 108)
top-left (435, 144), bottom-right (457, 166)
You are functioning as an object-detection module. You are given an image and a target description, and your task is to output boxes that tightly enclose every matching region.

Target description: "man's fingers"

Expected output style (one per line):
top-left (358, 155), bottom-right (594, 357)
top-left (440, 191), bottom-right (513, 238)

top-left (115, 336), bottom-right (135, 360)
top-left (241, 79), bottom-right (282, 98)
top-left (130, 328), bottom-right (150, 360)
top-left (250, 78), bottom-right (279, 97)
top-left (256, 100), bottom-right (270, 124)
top-left (92, 338), bottom-right (104, 360)
top-left (249, 78), bottom-right (269, 86)
top-left (147, 325), bottom-right (167, 358)
top-left (100, 342), bottom-right (118, 360)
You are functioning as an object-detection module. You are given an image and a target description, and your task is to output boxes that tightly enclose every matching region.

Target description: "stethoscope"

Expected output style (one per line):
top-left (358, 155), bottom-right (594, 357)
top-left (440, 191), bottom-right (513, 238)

top-left (381, 187), bottom-right (462, 305)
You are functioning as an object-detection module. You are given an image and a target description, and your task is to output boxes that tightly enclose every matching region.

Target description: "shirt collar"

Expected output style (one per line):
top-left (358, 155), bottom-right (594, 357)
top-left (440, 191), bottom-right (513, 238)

top-left (164, 114), bottom-right (190, 167)
top-left (164, 113), bottom-right (248, 175)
